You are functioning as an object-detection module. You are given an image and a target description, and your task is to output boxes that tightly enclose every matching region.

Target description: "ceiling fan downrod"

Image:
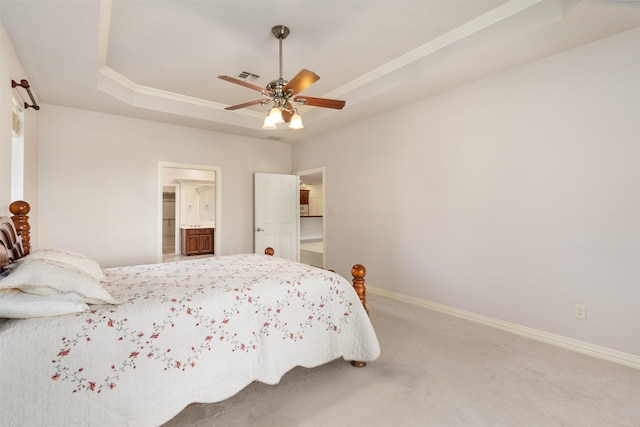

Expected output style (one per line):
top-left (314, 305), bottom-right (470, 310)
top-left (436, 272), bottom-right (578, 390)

top-left (271, 25), bottom-right (289, 82)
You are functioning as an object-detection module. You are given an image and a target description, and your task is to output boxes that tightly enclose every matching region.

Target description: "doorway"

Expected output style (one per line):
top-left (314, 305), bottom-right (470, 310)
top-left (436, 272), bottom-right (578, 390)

top-left (157, 162), bottom-right (221, 263)
top-left (295, 167), bottom-right (325, 268)
top-left (162, 185), bottom-right (178, 255)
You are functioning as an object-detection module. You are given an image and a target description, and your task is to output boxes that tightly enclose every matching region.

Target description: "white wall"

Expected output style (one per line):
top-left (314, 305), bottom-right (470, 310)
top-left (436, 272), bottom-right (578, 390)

top-left (293, 28), bottom-right (640, 356)
top-left (0, 22), bottom-right (38, 236)
top-left (38, 105), bottom-right (291, 267)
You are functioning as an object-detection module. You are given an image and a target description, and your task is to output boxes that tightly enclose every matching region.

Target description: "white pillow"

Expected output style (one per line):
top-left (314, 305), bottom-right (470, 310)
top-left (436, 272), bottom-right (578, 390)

top-left (0, 258), bottom-right (119, 305)
top-left (25, 248), bottom-right (107, 281)
top-left (0, 289), bottom-right (89, 318)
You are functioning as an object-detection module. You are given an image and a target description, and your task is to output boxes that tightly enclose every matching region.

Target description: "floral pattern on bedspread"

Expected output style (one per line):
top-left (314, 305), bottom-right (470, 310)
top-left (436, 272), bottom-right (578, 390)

top-left (1, 254), bottom-right (379, 427)
top-left (51, 254), bottom-right (356, 393)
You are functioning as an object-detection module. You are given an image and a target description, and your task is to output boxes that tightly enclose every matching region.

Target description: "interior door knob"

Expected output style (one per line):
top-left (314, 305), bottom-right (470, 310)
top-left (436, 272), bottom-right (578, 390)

top-left (256, 227), bottom-right (264, 232)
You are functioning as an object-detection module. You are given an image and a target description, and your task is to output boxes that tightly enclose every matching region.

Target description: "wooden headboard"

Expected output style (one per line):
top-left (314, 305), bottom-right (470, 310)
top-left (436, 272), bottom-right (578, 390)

top-left (0, 201), bottom-right (31, 271)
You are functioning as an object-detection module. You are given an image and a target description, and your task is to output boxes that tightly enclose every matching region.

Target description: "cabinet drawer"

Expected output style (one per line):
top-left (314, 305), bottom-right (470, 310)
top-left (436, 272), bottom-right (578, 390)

top-left (186, 228), bottom-right (213, 235)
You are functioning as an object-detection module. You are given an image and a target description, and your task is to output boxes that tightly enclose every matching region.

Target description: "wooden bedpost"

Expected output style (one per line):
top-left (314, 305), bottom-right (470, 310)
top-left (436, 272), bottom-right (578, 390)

top-left (9, 200), bottom-right (30, 255)
top-left (264, 247), bottom-right (275, 256)
top-left (350, 263), bottom-right (369, 368)
top-left (351, 264), bottom-right (368, 316)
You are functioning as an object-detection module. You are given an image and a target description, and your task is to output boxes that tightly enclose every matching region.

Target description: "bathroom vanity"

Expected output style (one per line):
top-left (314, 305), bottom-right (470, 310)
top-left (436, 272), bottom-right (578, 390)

top-left (181, 227), bottom-right (214, 256)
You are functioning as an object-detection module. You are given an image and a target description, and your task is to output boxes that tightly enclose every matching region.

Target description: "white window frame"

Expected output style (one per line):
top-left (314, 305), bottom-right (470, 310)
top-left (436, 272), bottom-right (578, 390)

top-left (11, 92), bottom-right (25, 201)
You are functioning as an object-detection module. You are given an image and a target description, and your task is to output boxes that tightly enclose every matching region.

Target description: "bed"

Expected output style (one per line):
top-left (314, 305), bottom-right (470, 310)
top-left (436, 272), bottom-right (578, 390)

top-left (0, 201), bottom-right (380, 427)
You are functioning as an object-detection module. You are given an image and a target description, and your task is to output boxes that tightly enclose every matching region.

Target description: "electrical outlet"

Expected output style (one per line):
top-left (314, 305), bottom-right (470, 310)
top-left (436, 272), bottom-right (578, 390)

top-left (574, 304), bottom-right (586, 320)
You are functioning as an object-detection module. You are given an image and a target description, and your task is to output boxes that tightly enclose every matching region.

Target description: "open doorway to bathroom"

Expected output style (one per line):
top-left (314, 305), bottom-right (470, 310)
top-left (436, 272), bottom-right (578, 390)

top-left (158, 162), bottom-right (221, 263)
top-left (162, 185), bottom-right (178, 256)
top-left (295, 167), bottom-right (325, 268)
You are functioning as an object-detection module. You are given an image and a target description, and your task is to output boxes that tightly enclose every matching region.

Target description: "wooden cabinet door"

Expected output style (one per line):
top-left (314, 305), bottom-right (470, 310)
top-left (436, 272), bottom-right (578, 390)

top-left (199, 233), bottom-right (212, 253)
top-left (186, 234), bottom-right (200, 254)
top-left (300, 189), bottom-right (310, 205)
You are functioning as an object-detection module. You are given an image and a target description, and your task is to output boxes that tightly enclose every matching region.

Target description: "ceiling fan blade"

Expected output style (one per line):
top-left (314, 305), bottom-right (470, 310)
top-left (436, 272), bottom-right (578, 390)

top-left (224, 99), bottom-right (265, 111)
top-left (293, 96), bottom-right (345, 110)
top-left (282, 69), bottom-right (320, 96)
top-left (218, 75), bottom-right (273, 95)
top-left (282, 103), bottom-right (294, 123)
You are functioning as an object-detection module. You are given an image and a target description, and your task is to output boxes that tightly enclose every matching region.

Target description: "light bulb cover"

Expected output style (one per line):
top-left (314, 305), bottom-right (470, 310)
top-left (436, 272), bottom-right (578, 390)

top-left (268, 107), bottom-right (284, 124)
top-left (289, 111), bottom-right (304, 129)
top-left (262, 115), bottom-right (277, 130)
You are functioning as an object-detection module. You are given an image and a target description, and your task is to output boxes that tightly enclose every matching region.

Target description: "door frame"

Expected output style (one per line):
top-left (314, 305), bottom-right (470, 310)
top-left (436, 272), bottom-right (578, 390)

top-left (295, 167), bottom-right (326, 268)
top-left (157, 161), bottom-right (222, 263)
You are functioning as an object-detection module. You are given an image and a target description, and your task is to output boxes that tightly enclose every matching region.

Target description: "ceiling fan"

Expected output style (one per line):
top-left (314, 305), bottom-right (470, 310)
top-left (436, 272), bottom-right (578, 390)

top-left (217, 25), bottom-right (345, 130)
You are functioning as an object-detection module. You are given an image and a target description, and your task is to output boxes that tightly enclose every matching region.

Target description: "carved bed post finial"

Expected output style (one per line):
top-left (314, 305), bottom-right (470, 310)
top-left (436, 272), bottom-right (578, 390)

top-left (264, 247), bottom-right (274, 256)
top-left (351, 264), bottom-right (368, 315)
top-left (351, 263), bottom-right (368, 368)
top-left (9, 200), bottom-right (30, 255)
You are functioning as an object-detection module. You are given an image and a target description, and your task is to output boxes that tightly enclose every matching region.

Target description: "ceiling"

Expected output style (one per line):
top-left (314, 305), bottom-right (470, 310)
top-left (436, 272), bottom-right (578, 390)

top-left (2, 0), bottom-right (639, 143)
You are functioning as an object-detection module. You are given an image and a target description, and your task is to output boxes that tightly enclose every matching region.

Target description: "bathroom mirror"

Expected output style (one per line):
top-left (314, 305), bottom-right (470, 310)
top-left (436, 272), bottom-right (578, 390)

top-left (195, 184), bottom-right (215, 222)
top-left (177, 179), bottom-right (216, 227)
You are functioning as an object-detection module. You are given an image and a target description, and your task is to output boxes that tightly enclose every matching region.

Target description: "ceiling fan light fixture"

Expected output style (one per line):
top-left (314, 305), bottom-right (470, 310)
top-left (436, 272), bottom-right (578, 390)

top-left (289, 111), bottom-right (303, 129)
top-left (268, 107), bottom-right (284, 124)
top-left (219, 25), bottom-right (345, 131)
top-left (262, 115), bottom-right (277, 130)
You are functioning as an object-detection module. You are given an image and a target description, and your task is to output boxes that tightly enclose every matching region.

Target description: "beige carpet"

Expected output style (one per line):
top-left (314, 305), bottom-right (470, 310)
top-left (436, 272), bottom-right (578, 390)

top-left (164, 294), bottom-right (640, 426)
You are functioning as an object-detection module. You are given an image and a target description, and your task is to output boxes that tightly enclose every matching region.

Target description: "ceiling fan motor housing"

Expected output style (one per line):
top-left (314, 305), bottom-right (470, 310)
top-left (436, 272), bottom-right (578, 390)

top-left (271, 25), bottom-right (290, 40)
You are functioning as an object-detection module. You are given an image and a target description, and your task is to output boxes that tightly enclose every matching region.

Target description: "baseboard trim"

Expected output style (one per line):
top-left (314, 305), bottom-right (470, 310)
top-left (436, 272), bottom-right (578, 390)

top-left (368, 286), bottom-right (640, 370)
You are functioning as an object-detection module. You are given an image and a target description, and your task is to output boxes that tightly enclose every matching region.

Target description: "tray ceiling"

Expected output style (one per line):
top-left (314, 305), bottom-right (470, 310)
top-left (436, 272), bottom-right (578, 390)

top-left (2, 0), bottom-right (639, 143)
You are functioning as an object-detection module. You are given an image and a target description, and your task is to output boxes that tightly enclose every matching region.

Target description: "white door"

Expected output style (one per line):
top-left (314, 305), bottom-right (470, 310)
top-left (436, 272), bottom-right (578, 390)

top-left (254, 173), bottom-right (299, 261)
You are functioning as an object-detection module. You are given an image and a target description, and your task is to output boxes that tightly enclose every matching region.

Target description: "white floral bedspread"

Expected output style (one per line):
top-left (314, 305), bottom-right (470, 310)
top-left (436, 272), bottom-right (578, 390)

top-left (0, 254), bottom-right (380, 426)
